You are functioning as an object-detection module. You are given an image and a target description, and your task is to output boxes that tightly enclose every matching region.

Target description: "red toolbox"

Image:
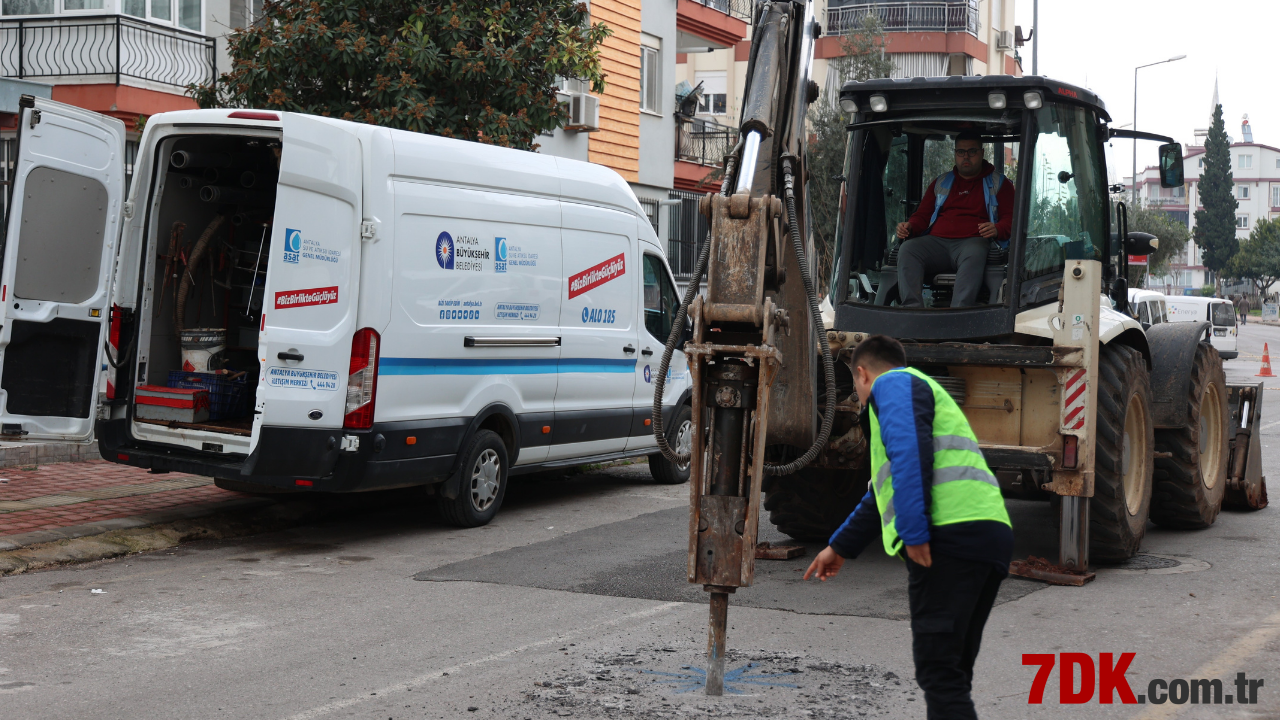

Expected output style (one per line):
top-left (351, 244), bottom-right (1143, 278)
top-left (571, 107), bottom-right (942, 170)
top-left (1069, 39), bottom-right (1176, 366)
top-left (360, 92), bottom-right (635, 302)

top-left (135, 385), bottom-right (210, 423)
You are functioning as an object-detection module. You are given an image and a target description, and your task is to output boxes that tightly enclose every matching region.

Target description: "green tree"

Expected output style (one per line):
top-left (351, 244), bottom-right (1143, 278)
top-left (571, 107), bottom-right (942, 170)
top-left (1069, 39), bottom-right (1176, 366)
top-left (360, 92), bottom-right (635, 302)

top-left (1193, 104), bottom-right (1238, 288)
top-left (1229, 217), bottom-right (1280, 297)
top-left (809, 14), bottom-right (895, 290)
top-left (191, 0), bottom-right (610, 149)
top-left (1126, 201), bottom-right (1191, 284)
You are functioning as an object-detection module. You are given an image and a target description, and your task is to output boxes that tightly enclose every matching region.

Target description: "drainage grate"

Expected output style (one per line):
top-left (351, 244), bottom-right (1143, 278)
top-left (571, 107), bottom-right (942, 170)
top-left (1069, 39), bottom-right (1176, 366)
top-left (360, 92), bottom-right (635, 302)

top-left (1116, 555), bottom-right (1181, 570)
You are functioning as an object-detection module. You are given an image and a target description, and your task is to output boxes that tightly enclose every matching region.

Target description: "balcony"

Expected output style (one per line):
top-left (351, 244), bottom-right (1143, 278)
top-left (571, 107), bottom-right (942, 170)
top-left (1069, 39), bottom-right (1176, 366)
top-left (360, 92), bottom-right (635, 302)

top-left (1, 14), bottom-right (215, 90)
top-left (676, 118), bottom-right (739, 167)
top-left (676, 0), bottom-right (750, 52)
top-left (826, 1), bottom-right (980, 37)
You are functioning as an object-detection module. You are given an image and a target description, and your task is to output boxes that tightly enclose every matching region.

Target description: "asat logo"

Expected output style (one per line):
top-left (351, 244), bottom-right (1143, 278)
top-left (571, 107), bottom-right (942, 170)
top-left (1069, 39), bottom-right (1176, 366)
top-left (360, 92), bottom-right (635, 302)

top-left (436, 232), bottom-right (454, 270)
top-left (284, 228), bottom-right (302, 264)
top-left (495, 237), bottom-right (508, 274)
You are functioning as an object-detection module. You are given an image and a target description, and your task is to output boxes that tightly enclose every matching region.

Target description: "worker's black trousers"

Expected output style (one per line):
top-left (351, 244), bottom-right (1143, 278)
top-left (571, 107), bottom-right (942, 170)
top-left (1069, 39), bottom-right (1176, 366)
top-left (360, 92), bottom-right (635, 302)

top-left (905, 553), bottom-right (1004, 720)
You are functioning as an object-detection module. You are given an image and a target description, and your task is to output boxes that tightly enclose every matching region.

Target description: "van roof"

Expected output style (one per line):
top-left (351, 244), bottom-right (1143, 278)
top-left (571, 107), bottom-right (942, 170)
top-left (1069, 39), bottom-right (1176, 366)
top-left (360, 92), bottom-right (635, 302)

top-left (144, 108), bottom-right (647, 220)
top-left (1127, 289), bottom-right (1165, 302)
top-left (1166, 296), bottom-right (1229, 306)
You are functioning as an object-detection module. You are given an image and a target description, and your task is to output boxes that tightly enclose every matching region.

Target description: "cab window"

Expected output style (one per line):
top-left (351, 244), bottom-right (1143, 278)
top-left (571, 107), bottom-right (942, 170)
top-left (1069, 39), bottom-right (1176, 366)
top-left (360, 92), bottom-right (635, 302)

top-left (1137, 302), bottom-right (1150, 325)
top-left (643, 254), bottom-right (679, 340)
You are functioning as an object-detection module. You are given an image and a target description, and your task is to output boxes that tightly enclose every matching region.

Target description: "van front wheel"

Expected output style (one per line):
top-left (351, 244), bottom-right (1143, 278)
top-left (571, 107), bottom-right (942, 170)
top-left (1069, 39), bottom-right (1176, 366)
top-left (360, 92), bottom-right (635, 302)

top-left (437, 430), bottom-right (509, 528)
top-left (649, 405), bottom-right (692, 485)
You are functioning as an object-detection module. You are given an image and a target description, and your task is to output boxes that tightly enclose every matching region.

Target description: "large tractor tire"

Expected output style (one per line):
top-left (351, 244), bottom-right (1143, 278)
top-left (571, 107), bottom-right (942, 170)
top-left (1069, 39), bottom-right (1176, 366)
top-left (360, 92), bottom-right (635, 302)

top-left (1151, 342), bottom-right (1229, 528)
top-left (1090, 343), bottom-right (1155, 563)
top-left (764, 466), bottom-right (868, 542)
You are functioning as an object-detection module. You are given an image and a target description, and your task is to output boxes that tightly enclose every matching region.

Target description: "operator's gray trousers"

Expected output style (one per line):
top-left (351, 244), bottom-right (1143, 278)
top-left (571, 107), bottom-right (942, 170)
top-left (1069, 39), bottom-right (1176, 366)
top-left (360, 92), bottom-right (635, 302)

top-left (897, 234), bottom-right (989, 308)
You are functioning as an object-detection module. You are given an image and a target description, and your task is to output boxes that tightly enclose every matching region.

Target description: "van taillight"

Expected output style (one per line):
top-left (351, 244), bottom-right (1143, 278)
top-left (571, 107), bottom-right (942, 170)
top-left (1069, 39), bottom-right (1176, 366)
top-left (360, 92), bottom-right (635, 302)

top-left (344, 328), bottom-right (380, 429)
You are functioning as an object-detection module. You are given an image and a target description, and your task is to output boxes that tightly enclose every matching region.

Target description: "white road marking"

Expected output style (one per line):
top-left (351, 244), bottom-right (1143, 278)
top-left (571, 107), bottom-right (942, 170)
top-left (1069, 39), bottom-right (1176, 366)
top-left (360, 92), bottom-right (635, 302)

top-left (1257, 419), bottom-right (1280, 433)
top-left (282, 601), bottom-right (685, 720)
top-left (1131, 607), bottom-right (1280, 719)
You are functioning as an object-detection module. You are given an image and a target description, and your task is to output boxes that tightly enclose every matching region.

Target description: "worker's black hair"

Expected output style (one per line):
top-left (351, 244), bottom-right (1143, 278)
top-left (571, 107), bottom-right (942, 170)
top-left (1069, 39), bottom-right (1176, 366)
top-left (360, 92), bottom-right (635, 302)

top-left (955, 130), bottom-right (984, 145)
top-left (850, 335), bottom-right (906, 372)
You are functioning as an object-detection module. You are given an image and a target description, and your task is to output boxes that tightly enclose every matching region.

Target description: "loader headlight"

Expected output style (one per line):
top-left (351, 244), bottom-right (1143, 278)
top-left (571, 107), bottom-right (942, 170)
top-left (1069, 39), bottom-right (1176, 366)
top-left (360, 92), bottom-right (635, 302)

top-left (1023, 91), bottom-right (1043, 109)
top-left (869, 94), bottom-right (888, 113)
top-left (839, 96), bottom-right (858, 114)
top-left (988, 92), bottom-right (1007, 109)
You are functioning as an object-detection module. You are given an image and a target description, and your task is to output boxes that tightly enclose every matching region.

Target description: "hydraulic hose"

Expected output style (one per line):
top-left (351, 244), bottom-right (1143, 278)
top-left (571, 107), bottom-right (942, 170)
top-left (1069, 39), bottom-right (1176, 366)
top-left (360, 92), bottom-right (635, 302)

top-left (761, 158), bottom-right (836, 476)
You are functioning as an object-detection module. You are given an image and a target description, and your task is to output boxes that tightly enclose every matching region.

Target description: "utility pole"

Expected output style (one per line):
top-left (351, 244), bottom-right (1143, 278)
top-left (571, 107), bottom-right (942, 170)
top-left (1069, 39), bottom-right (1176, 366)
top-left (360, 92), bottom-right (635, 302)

top-left (1032, 0), bottom-right (1038, 75)
top-left (1132, 54), bottom-right (1187, 206)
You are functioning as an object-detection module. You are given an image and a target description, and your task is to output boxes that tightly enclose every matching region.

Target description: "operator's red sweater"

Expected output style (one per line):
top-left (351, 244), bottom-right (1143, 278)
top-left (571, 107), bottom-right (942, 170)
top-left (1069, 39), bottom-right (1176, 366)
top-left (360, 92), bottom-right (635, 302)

top-left (905, 161), bottom-right (1015, 240)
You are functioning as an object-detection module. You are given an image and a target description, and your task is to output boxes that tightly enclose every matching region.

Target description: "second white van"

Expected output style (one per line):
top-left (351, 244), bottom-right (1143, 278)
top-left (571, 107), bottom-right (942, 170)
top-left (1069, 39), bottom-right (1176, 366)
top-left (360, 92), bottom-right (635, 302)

top-left (1166, 295), bottom-right (1238, 359)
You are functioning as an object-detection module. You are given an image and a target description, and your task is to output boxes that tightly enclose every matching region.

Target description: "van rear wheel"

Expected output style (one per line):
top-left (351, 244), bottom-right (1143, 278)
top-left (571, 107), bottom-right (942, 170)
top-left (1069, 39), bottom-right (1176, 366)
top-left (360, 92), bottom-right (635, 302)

top-left (1090, 343), bottom-right (1154, 563)
top-left (436, 430), bottom-right (509, 528)
top-left (649, 405), bottom-right (692, 485)
top-left (1151, 342), bottom-right (1228, 528)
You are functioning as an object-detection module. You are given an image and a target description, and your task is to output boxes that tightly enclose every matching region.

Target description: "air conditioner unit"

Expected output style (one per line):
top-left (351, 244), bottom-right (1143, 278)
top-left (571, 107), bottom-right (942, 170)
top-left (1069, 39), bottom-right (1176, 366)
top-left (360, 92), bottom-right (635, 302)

top-left (565, 92), bottom-right (600, 132)
top-left (996, 30), bottom-right (1014, 50)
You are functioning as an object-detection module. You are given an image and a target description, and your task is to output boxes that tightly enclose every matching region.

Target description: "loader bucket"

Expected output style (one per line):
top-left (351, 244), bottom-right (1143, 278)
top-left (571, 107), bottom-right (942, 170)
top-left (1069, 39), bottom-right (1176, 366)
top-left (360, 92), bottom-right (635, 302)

top-left (1224, 382), bottom-right (1268, 510)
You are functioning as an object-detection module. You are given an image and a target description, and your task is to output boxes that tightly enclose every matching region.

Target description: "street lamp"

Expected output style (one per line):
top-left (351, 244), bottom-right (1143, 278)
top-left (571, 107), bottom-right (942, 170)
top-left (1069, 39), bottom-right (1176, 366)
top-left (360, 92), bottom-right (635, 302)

top-left (1132, 54), bottom-right (1187, 206)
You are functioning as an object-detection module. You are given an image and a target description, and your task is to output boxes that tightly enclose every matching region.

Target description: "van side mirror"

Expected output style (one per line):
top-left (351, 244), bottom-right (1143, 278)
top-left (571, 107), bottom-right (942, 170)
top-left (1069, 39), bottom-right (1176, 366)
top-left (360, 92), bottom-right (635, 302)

top-left (1110, 277), bottom-right (1129, 316)
top-left (1124, 231), bottom-right (1159, 257)
top-left (1159, 143), bottom-right (1184, 188)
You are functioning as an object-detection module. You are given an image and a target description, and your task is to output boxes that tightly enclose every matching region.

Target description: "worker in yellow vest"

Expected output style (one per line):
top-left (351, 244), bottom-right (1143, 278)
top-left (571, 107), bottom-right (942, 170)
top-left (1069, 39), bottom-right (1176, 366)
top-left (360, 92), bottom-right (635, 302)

top-left (804, 334), bottom-right (1012, 720)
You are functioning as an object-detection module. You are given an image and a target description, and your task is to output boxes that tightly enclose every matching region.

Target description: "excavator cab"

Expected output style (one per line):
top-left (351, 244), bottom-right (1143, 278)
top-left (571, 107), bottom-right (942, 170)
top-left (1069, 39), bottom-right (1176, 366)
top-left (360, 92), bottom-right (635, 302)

top-left (831, 77), bottom-right (1120, 340)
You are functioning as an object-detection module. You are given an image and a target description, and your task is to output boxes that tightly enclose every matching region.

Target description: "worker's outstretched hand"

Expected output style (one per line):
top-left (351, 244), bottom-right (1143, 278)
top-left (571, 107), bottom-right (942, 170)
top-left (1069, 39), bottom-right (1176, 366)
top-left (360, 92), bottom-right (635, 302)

top-left (905, 542), bottom-right (932, 567)
top-left (977, 222), bottom-right (998, 239)
top-left (803, 546), bottom-right (845, 581)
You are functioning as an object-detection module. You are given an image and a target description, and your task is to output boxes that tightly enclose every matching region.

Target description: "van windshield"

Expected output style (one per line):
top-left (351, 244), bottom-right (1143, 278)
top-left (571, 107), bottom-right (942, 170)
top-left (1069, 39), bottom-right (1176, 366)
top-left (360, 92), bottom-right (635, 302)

top-left (1211, 302), bottom-right (1235, 327)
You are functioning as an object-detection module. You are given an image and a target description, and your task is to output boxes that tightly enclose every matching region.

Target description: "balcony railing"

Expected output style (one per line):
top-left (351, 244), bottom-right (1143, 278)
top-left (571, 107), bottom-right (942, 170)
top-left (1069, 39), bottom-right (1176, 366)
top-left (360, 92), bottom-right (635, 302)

top-left (0, 14), bottom-right (215, 90)
top-left (826, 1), bottom-right (979, 37)
top-left (677, 118), bottom-right (739, 168)
top-left (688, 0), bottom-right (752, 22)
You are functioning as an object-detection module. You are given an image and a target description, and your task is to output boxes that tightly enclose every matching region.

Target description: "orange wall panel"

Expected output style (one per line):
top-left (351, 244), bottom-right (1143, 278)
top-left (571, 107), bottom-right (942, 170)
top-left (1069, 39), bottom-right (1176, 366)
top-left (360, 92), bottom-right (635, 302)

top-left (589, 0), bottom-right (641, 183)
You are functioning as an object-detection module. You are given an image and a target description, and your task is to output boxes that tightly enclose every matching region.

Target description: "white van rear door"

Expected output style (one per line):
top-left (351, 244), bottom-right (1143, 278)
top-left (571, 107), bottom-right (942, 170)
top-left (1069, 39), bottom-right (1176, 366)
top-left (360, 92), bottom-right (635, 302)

top-left (0, 98), bottom-right (125, 441)
top-left (257, 115), bottom-right (362, 430)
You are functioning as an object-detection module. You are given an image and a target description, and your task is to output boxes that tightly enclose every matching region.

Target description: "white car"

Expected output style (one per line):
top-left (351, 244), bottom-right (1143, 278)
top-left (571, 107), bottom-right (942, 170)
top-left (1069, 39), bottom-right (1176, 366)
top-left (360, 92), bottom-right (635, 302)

top-left (1127, 288), bottom-right (1169, 328)
top-left (1165, 295), bottom-right (1238, 359)
top-left (0, 97), bottom-right (694, 527)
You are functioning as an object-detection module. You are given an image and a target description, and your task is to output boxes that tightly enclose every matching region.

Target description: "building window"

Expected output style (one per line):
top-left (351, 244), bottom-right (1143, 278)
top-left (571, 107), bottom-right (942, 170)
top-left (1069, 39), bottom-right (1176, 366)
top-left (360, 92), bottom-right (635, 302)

top-left (63, 0), bottom-right (105, 9)
top-left (1273, 186), bottom-right (1280, 208)
top-left (695, 71), bottom-right (728, 116)
top-left (2, 0), bottom-right (55, 13)
top-left (640, 46), bottom-right (660, 114)
top-left (1237, 215), bottom-right (1249, 229)
top-left (1238, 185), bottom-right (1250, 200)
top-left (1239, 154), bottom-right (1253, 169)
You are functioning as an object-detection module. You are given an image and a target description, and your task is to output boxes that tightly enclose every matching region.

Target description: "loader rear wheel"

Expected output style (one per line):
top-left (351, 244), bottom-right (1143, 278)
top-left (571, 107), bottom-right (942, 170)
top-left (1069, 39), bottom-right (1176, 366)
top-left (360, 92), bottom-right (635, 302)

top-left (1090, 343), bottom-right (1154, 564)
top-left (764, 466), bottom-right (867, 542)
top-left (1151, 342), bottom-right (1228, 528)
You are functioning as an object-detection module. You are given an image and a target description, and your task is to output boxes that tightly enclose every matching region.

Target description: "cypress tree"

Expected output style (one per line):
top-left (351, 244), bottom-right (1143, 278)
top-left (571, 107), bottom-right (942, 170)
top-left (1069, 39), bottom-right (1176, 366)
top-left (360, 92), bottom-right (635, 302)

top-left (1194, 104), bottom-right (1238, 287)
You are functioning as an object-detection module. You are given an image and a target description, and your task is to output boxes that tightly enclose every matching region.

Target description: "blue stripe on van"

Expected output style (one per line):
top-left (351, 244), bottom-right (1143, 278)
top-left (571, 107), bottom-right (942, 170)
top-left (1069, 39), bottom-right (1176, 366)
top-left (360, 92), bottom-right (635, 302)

top-left (379, 357), bottom-right (636, 376)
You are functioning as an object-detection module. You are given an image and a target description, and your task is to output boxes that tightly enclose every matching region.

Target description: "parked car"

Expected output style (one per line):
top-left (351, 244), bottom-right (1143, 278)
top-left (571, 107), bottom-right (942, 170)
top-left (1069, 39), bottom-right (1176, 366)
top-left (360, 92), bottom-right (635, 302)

top-left (1127, 288), bottom-right (1169, 328)
top-left (0, 97), bottom-right (694, 528)
top-left (1165, 296), bottom-right (1238, 359)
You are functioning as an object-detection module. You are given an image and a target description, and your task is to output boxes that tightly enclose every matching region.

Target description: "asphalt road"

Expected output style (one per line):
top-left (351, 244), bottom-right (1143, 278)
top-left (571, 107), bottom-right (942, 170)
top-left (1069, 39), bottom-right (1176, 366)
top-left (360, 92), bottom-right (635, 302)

top-left (1, 326), bottom-right (1278, 719)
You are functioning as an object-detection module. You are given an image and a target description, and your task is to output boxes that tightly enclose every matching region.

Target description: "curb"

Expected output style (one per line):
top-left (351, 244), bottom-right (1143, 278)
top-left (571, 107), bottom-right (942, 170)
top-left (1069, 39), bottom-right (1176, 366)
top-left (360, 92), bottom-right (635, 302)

top-left (0, 442), bottom-right (98, 469)
top-left (0, 495), bottom-right (346, 577)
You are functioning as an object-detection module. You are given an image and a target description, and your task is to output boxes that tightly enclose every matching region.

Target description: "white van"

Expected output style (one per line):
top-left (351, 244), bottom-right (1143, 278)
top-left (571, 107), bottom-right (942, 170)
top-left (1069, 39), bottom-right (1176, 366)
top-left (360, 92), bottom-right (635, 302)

top-left (1165, 295), bottom-right (1238, 359)
top-left (1127, 288), bottom-right (1169, 328)
top-left (0, 97), bottom-right (694, 526)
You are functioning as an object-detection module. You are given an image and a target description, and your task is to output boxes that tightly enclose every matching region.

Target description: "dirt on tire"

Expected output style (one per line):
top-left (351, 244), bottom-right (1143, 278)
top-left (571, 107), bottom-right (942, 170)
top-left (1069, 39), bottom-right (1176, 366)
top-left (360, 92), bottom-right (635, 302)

top-left (1151, 342), bottom-right (1228, 529)
top-left (1089, 343), bottom-right (1154, 564)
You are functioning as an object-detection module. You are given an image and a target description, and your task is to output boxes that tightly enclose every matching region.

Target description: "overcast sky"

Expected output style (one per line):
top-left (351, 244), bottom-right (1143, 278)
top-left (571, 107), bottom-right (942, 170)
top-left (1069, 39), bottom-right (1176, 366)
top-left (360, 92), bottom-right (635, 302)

top-left (1014, 0), bottom-right (1280, 182)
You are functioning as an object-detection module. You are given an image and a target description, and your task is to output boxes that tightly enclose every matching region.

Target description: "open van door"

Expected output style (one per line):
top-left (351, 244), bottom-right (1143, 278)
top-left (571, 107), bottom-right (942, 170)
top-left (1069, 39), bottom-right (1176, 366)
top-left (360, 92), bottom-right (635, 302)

top-left (0, 97), bottom-right (125, 442)
top-left (255, 114), bottom-right (363, 441)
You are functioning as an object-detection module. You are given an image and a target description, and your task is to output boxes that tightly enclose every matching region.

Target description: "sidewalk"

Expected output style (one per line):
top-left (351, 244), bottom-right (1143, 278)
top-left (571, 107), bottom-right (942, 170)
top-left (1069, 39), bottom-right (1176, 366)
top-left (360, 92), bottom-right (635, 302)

top-left (0, 458), bottom-right (268, 551)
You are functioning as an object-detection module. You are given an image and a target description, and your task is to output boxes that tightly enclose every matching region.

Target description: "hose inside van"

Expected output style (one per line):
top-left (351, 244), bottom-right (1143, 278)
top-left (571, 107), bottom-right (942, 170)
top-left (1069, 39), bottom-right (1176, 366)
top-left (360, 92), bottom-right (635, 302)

top-left (652, 156), bottom-right (835, 477)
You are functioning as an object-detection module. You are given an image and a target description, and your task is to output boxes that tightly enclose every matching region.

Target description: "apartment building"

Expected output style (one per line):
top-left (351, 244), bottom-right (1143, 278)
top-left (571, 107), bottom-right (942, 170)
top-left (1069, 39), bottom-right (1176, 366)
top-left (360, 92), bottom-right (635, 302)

top-left (1131, 117), bottom-right (1280, 293)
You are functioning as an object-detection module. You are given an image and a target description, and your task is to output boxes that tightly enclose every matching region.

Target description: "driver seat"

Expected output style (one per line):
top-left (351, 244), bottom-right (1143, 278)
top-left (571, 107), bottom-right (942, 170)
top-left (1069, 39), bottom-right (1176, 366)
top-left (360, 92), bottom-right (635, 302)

top-left (875, 242), bottom-right (1008, 306)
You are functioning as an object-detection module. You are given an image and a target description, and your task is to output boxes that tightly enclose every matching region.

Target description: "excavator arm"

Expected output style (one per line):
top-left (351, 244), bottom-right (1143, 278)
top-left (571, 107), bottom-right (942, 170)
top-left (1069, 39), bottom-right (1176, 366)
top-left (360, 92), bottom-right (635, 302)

top-left (650, 0), bottom-right (832, 695)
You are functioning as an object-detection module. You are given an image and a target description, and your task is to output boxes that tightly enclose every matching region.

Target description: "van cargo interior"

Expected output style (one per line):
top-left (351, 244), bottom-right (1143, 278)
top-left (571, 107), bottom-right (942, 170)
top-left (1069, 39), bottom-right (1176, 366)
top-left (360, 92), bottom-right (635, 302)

top-left (133, 134), bottom-right (279, 438)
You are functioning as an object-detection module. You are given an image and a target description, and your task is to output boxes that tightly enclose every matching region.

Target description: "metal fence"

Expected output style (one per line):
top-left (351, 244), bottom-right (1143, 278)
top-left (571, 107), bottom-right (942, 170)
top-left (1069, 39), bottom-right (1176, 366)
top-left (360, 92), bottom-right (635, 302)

top-left (0, 14), bottom-right (216, 89)
top-left (638, 198), bottom-right (660, 235)
top-left (826, 1), bottom-right (979, 36)
top-left (667, 189), bottom-right (710, 281)
top-left (689, 0), bottom-right (753, 21)
top-left (677, 118), bottom-right (739, 168)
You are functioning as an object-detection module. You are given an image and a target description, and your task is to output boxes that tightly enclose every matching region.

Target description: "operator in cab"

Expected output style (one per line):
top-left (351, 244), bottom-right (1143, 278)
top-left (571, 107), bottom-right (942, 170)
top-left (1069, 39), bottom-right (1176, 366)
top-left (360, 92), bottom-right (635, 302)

top-left (894, 132), bottom-right (1014, 308)
top-left (804, 335), bottom-right (1013, 720)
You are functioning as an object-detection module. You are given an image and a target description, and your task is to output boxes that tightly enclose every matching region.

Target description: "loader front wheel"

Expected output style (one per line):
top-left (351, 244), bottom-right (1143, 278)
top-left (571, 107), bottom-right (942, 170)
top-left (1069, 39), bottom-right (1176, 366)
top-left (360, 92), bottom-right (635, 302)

top-left (764, 466), bottom-right (867, 542)
top-left (1151, 342), bottom-right (1228, 528)
top-left (1090, 343), bottom-right (1154, 563)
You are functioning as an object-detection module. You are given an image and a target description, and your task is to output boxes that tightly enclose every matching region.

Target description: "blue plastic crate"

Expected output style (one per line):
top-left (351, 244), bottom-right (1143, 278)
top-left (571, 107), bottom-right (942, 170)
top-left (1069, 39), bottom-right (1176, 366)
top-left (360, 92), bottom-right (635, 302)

top-left (167, 370), bottom-right (250, 421)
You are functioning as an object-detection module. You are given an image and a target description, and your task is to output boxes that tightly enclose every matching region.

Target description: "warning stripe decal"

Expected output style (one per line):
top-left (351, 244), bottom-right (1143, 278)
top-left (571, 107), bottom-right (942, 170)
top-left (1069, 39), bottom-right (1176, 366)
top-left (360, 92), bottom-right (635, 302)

top-left (1061, 369), bottom-right (1087, 430)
